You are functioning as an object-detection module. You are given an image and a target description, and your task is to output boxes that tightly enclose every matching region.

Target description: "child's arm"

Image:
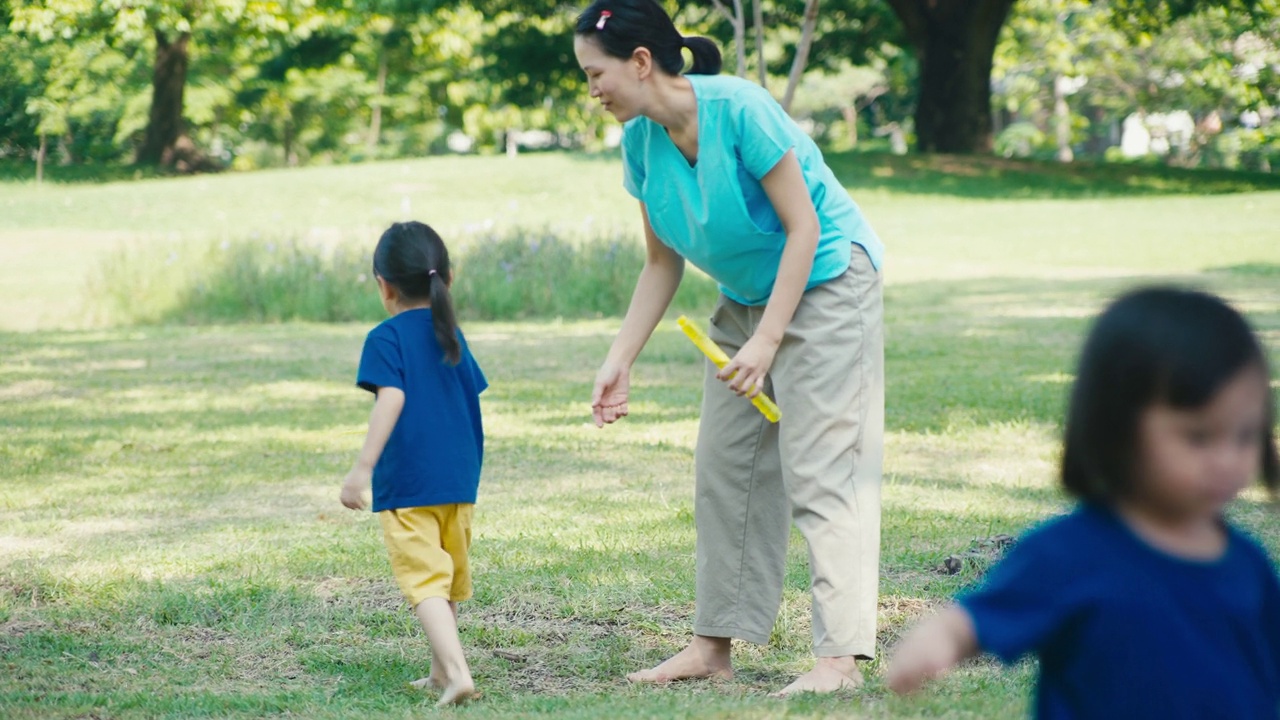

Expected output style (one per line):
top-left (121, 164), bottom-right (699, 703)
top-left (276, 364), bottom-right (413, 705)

top-left (886, 604), bottom-right (980, 695)
top-left (340, 386), bottom-right (406, 510)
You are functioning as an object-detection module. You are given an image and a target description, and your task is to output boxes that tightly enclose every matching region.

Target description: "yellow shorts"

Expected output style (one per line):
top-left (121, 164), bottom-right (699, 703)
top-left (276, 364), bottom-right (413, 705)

top-left (378, 504), bottom-right (474, 607)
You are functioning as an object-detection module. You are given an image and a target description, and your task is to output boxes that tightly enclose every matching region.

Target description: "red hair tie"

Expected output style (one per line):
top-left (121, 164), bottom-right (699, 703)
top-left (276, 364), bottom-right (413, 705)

top-left (596, 11), bottom-right (611, 30)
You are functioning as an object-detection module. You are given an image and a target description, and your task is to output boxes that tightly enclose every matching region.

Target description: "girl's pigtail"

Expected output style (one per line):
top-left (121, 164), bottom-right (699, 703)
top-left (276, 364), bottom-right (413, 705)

top-left (428, 270), bottom-right (462, 366)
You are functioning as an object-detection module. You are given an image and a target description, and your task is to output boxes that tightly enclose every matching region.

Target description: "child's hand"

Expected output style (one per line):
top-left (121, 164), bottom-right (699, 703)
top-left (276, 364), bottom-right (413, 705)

top-left (886, 605), bottom-right (978, 695)
top-left (340, 468), bottom-right (371, 510)
top-left (886, 634), bottom-right (949, 694)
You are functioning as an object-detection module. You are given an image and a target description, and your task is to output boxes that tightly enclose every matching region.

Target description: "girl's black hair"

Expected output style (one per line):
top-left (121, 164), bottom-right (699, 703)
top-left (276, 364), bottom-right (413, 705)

top-left (372, 221), bottom-right (462, 365)
top-left (1062, 286), bottom-right (1279, 502)
top-left (575, 0), bottom-right (721, 76)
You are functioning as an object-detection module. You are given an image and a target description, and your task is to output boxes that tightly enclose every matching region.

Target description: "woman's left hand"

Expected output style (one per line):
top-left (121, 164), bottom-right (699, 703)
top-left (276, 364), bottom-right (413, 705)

top-left (718, 334), bottom-right (779, 398)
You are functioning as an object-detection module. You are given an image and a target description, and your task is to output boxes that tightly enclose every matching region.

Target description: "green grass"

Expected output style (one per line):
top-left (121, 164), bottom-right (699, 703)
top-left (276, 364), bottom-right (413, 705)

top-left (86, 228), bottom-right (719, 325)
top-left (2, 152), bottom-right (1280, 717)
top-left (3, 150), bottom-right (1280, 329)
top-left (3, 271), bottom-right (1279, 718)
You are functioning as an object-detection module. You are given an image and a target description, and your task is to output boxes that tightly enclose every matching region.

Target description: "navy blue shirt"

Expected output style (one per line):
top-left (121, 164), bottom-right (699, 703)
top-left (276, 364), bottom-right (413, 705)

top-left (960, 504), bottom-right (1280, 720)
top-left (356, 308), bottom-right (487, 512)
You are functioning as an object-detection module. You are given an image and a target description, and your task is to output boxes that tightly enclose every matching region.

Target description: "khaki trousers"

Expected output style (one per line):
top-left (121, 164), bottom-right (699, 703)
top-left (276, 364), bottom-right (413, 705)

top-left (692, 246), bottom-right (883, 658)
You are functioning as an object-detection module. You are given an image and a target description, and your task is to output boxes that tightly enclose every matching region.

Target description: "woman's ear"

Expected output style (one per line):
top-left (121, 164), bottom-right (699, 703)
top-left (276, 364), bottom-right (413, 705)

top-left (631, 46), bottom-right (654, 80)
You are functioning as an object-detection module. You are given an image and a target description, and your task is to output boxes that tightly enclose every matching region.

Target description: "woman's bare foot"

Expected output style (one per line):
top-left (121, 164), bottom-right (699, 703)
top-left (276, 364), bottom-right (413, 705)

top-left (436, 679), bottom-right (478, 707)
top-left (409, 674), bottom-right (445, 691)
top-left (771, 656), bottom-right (863, 697)
top-left (626, 636), bottom-right (733, 684)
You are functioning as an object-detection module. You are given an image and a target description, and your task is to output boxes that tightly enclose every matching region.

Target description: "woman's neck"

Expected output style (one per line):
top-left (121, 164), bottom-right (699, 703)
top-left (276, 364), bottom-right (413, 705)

top-left (643, 73), bottom-right (697, 135)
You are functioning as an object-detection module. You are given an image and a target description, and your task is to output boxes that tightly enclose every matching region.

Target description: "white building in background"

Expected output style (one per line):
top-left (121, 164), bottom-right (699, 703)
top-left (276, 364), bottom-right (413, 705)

top-left (1120, 111), bottom-right (1196, 158)
top-left (1121, 114), bottom-right (1151, 157)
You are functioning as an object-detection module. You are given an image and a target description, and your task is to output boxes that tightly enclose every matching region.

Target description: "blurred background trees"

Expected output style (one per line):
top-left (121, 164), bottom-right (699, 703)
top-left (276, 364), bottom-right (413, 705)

top-left (2, 0), bottom-right (1276, 173)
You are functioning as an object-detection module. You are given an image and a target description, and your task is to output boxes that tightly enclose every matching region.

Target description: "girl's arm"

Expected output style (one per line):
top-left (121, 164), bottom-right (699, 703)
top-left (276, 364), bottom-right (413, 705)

top-left (886, 604), bottom-right (980, 695)
top-left (591, 202), bottom-right (685, 427)
top-left (340, 386), bottom-right (406, 509)
top-left (718, 150), bottom-right (820, 397)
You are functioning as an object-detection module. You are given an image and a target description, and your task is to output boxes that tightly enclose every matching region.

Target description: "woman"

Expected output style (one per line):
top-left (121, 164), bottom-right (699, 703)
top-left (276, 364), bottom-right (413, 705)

top-left (575, 0), bottom-right (885, 696)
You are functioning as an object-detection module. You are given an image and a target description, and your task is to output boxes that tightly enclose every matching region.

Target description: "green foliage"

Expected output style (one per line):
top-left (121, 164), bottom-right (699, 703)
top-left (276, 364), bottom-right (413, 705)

top-left (453, 227), bottom-right (717, 320)
top-left (994, 121), bottom-right (1050, 158)
top-left (89, 236), bottom-right (385, 325)
top-left (3, 0), bottom-right (1275, 170)
top-left (1211, 120), bottom-right (1280, 170)
top-left (994, 0), bottom-right (1280, 164)
top-left (86, 227), bottom-right (719, 326)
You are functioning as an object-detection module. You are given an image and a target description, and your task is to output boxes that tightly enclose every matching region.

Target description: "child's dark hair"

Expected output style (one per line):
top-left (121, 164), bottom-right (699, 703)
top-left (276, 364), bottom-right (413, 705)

top-left (1063, 286), bottom-right (1279, 502)
top-left (372, 221), bottom-right (461, 365)
top-left (575, 0), bottom-right (721, 76)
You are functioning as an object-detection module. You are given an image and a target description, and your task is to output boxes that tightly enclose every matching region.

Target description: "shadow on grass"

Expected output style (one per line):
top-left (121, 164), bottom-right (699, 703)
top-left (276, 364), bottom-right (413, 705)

top-left (824, 151), bottom-right (1280, 199)
top-left (1209, 262), bottom-right (1280, 278)
top-left (563, 147), bottom-right (1280, 199)
top-left (0, 158), bottom-right (169, 185)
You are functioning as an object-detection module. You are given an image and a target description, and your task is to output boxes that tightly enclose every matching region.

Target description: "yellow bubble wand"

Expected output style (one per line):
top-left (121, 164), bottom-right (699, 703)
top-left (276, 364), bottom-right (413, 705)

top-left (676, 315), bottom-right (781, 423)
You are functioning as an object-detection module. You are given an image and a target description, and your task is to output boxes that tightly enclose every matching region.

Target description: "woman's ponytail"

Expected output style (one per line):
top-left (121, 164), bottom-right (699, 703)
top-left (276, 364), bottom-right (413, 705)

top-left (682, 36), bottom-right (722, 75)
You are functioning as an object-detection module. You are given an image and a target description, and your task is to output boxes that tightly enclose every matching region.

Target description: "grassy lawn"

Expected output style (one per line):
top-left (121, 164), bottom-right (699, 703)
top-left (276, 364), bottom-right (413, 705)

top-left (3, 150), bottom-right (1280, 329)
top-left (2, 153), bottom-right (1279, 718)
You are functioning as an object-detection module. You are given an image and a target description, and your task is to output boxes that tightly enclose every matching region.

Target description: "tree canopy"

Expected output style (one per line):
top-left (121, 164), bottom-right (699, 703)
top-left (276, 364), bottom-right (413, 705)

top-left (1, 0), bottom-right (1275, 171)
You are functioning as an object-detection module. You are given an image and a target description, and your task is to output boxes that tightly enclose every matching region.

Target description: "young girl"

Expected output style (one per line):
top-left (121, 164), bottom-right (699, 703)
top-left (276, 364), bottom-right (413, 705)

top-left (887, 287), bottom-right (1280, 717)
top-left (339, 221), bottom-right (486, 707)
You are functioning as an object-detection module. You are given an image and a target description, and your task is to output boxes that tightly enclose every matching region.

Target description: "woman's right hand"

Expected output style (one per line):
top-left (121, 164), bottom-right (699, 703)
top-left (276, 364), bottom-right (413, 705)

top-left (591, 362), bottom-right (631, 428)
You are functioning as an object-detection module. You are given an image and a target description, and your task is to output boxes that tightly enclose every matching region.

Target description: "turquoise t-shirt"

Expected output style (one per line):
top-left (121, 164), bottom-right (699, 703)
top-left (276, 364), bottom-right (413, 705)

top-left (621, 73), bottom-right (883, 306)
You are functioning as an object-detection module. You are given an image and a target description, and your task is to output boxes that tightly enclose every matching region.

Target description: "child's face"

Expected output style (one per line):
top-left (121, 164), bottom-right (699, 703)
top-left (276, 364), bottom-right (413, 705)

top-left (1135, 365), bottom-right (1270, 519)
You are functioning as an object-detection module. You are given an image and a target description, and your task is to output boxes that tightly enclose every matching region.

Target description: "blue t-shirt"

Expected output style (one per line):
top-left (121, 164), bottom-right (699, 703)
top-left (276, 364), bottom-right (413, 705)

top-left (355, 308), bottom-right (487, 512)
top-left (959, 504), bottom-right (1280, 719)
top-left (621, 73), bottom-right (883, 306)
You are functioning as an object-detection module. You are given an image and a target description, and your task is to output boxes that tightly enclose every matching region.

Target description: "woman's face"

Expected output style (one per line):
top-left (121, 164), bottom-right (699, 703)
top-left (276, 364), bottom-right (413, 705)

top-left (574, 35), bottom-right (644, 123)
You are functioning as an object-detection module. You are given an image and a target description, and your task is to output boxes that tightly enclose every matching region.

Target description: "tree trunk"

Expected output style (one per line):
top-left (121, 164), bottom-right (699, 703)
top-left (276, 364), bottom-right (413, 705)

top-left (710, 0), bottom-right (747, 77)
top-left (36, 134), bottom-right (46, 185)
top-left (753, 0), bottom-right (766, 86)
top-left (842, 106), bottom-right (858, 147)
top-left (137, 30), bottom-right (191, 166)
top-left (368, 47), bottom-right (388, 152)
top-left (1054, 75), bottom-right (1074, 162)
top-left (885, 0), bottom-right (1015, 154)
top-left (782, 0), bottom-right (820, 113)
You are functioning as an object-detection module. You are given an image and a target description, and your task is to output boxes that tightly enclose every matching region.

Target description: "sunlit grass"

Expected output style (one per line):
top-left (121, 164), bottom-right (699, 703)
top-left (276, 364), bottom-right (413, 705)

top-left (2, 267), bottom-right (1278, 718)
top-left (3, 152), bottom-right (1280, 330)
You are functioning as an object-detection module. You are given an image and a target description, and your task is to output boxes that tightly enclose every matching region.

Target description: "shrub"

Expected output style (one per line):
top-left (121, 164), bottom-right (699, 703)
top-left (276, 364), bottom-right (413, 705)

top-left (87, 227), bottom-right (720, 325)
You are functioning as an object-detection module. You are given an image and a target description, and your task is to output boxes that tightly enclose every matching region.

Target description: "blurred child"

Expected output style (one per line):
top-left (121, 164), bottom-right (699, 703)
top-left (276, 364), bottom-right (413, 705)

top-left (340, 221), bottom-right (486, 706)
top-left (887, 286), bottom-right (1280, 718)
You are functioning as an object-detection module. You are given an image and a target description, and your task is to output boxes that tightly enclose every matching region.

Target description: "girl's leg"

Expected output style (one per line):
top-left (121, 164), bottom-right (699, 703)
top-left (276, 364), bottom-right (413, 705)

top-left (414, 597), bottom-right (476, 706)
top-left (410, 600), bottom-right (458, 690)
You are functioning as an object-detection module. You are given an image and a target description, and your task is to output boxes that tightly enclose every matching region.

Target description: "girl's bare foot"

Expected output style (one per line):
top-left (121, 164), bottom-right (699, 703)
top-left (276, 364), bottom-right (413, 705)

top-left (436, 679), bottom-right (478, 707)
top-left (770, 656), bottom-right (863, 697)
top-left (626, 637), bottom-right (733, 684)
